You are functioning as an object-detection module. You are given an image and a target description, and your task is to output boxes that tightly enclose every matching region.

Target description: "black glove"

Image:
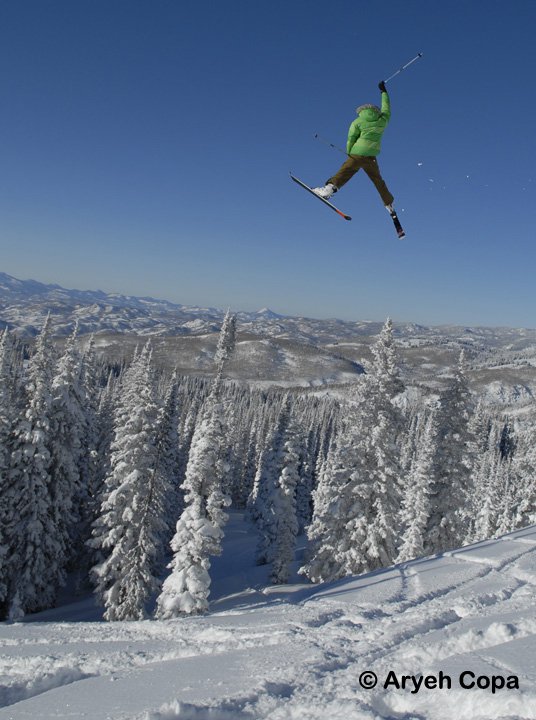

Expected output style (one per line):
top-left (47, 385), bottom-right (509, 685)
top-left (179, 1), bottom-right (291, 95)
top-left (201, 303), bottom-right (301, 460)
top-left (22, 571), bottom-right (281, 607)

top-left (378, 81), bottom-right (387, 93)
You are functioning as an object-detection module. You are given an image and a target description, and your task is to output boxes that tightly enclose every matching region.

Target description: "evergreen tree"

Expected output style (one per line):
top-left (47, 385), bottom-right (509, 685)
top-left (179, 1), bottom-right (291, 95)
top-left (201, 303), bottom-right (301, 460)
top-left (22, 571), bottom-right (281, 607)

top-left (47, 325), bottom-right (86, 584)
top-left (514, 424), bottom-right (536, 527)
top-left (78, 336), bottom-right (101, 514)
top-left (93, 370), bottom-right (118, 503)
top-left (300, 425), bottom-right (359, 583)
top-left (360, 318), bottom-right (405, 569)
top-left (91, 343), bottom-right (169, 621)
top-left (252, 400), bottom-right (292, 566)
top-left (0, 329), bottom-right (14, 488)
top-left (295, 429), bottom-right (315, 535)
top-left (0, 330), bottom-right (13, 606)
top-left (214, 309), bottom-right (237, 382)
top-left (249, 397), bottom-right (302, 579)
top-left (247, 395), bottom-right (286, 523)
top-left (155, 315), bottom-right (236, 617)
top-left (270, 409), bottom-right (301, 584)
top-left (494, 457), bottom-right (517, 536)
top-left (302, 319), bottom-right (405, 582)
top-left (498, 418), bottom-right (516, 461)
top-left (156, 373), bottom-right (182, 548)
top-left (426, 351), bottom-right (475, 553)
top-left (4, 316), bottom-right (59, 618)
top-left (397, 410), bottom-right (436, 562)
top-left (469, 415), bottom-right (504, 542)
top-left (155, 391), bottom-right (231, 617)
top-left (472, 444), bottom-right (501, 542)
top-left (236, 410), bottom-right (260, 509)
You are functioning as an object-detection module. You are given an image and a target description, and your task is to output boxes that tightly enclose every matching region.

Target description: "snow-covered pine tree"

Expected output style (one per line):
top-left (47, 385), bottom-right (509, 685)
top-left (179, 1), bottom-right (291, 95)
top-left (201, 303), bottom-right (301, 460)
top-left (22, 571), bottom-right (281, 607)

top-left (236, 406), bottom-right (261, 509)
top-left (313, 403), bottom-right (338, 479)
top-left (70, 334), bottom-right (103, 586)
top-left (299, 422), bottom-right (357, 583)
top-left (213, 310), bottom-right (238, 497)
top-left (4, 316), bottom-right (59, 618)
top-left (513, 423), bottom-right (536, 527)
top-left (399, 408), bottom-right (423, 477)
top-left (47, 324), bottom-right (86, 586)
top-left (93, 369), bottom-right (118, 504)
top-left (177, 390), bottom-right (203, 487)
top-left (469, 414), bottom-right (501, 542)
top-left (498, 418), bottom-right (516, 461)
top-left (309, 405), bottom-right (339, 523)
top-left (494, 457), bottom-right (518, 536)
top-left (0, 329), bottom-right (23, 415)
top-left (224, 385), bottom-right (254, 505)
top-left (214, 309), bottom-right (236, 383)
top-left (155, 315), bottom-right (236, 617)
top-left (295, 428), bottom-right (315, 535)
top-left (426, 351), bottom-right (475, 553)
top-left (155, 389), bottom-right (231, 617)
top-left (396, 409), bottom-right (437, 562)
top-left (155, 372), bottom-right (182, 549)
top-left (0, 329), bottom-right (13, 607)
top-left (0, 329), bottom-right (13, 483)
top-left (252, 399), bottom-right (293, 567)
top-left (302, 319), bottom-right (404, 582)
top-left (270, 405), bottom-right (301, 584)
top-left (358, 318), bottom-right (405, 569)
top-left (247, 394), bottom-right (286, 523)
top-left (77, 336), bottom-right (101, 515)
top-left (91, 343), bottom-right (169, 621)
top-left (472, 453), bottom-right (498, 542)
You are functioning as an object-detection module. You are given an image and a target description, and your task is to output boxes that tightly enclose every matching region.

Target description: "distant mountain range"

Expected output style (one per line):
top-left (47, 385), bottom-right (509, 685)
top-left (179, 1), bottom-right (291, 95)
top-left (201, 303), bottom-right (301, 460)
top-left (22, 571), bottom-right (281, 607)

top-left (1, 271), bottom-right (535, 406)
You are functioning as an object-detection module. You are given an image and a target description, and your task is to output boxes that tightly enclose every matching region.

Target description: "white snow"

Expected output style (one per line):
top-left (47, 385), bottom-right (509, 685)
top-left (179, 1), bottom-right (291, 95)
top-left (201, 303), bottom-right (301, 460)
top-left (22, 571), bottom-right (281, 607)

top-left (1, 514), bottom-right (536, 719)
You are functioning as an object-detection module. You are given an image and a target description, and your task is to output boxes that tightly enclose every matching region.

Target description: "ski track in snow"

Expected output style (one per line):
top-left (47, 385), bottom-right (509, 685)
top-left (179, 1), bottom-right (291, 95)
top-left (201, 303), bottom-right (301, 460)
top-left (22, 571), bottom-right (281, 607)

top-left (1, 518), bottom-right (536, 720)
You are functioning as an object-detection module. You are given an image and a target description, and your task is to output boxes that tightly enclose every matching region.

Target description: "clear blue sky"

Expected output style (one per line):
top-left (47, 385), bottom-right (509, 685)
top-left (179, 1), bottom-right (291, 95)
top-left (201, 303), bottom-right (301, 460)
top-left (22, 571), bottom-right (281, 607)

top-left (1, 0), bottom-right (535, 327)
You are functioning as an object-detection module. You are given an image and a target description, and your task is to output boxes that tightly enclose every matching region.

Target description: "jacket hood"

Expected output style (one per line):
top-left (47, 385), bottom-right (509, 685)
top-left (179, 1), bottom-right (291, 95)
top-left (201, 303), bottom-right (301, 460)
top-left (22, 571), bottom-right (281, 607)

top-left (356, 104), bottom-right (380, 118)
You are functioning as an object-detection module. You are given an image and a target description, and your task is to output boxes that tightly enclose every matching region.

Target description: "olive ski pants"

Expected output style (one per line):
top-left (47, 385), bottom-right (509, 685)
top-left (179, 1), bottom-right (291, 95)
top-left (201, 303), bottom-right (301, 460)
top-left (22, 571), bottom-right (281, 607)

top-left (327, 155), bottom-right (394, 206)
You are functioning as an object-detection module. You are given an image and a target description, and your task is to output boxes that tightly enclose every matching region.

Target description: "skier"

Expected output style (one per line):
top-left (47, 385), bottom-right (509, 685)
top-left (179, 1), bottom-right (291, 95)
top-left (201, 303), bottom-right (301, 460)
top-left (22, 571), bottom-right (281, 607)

top-left (312, 81), bottom-right (396, 215)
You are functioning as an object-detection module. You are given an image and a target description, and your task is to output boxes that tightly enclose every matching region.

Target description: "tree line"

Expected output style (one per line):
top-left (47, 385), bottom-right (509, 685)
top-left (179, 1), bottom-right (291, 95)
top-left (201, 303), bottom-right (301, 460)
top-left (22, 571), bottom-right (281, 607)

top-left (0, 315), bottom-right (534, 621)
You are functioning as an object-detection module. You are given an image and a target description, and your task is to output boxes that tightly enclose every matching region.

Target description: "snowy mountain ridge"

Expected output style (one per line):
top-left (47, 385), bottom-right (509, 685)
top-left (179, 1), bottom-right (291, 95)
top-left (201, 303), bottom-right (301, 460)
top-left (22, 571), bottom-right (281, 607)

top-left (1, 271), bottom-right (535, 346)
top-left (1, 271), bottom-right (536, 404)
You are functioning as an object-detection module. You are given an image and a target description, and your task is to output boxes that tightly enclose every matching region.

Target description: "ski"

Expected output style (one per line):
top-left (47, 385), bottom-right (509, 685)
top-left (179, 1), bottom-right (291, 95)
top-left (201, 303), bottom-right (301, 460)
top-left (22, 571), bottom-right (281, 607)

top-left (290, 173), bottom-right (352, 221)
top-left (388, 208), bottom-right (406, 239)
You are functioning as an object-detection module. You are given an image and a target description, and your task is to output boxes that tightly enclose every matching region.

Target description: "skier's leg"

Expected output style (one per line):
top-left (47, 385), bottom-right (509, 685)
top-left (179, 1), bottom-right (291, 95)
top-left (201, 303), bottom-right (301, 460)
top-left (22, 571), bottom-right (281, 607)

top-left (326, 156), bottom-right (361, 190)
top-left (363, 157), bottom-right (394, 206)
top-left (312, 156), bottom-right (361, 198)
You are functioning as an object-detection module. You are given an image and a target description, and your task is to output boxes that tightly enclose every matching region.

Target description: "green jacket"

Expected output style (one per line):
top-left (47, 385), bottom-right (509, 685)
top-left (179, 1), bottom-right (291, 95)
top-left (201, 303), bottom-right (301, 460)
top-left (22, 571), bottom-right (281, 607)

top-left (346, 91), bottom-right (391, 157)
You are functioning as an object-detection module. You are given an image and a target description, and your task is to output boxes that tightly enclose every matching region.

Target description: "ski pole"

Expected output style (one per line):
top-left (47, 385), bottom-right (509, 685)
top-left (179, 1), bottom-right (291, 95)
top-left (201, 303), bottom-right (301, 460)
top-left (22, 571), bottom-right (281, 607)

top-left (384, 52), bottom-right (423, 84)
top-left (313, 133), bottom-right (348, 157)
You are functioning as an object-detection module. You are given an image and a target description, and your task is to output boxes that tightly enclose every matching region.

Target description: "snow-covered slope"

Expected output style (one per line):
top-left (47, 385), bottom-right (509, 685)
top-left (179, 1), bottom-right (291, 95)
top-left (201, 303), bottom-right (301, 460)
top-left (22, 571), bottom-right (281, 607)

top-left (1, 514), bottom-right (535, 719)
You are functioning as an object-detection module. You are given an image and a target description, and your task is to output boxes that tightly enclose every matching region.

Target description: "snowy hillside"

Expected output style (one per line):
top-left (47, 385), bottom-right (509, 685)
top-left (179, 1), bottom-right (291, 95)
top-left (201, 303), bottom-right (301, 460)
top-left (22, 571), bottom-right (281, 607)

top-left (1, 513), bottom-right (535, 720)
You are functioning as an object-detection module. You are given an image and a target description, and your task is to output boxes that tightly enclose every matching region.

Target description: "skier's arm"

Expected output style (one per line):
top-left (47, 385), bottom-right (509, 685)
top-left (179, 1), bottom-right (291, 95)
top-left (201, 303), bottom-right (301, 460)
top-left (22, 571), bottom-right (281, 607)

top-left (346, 119), bottom-right (360, 154)
top-left (380, 91), bottom-right (391, 122)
